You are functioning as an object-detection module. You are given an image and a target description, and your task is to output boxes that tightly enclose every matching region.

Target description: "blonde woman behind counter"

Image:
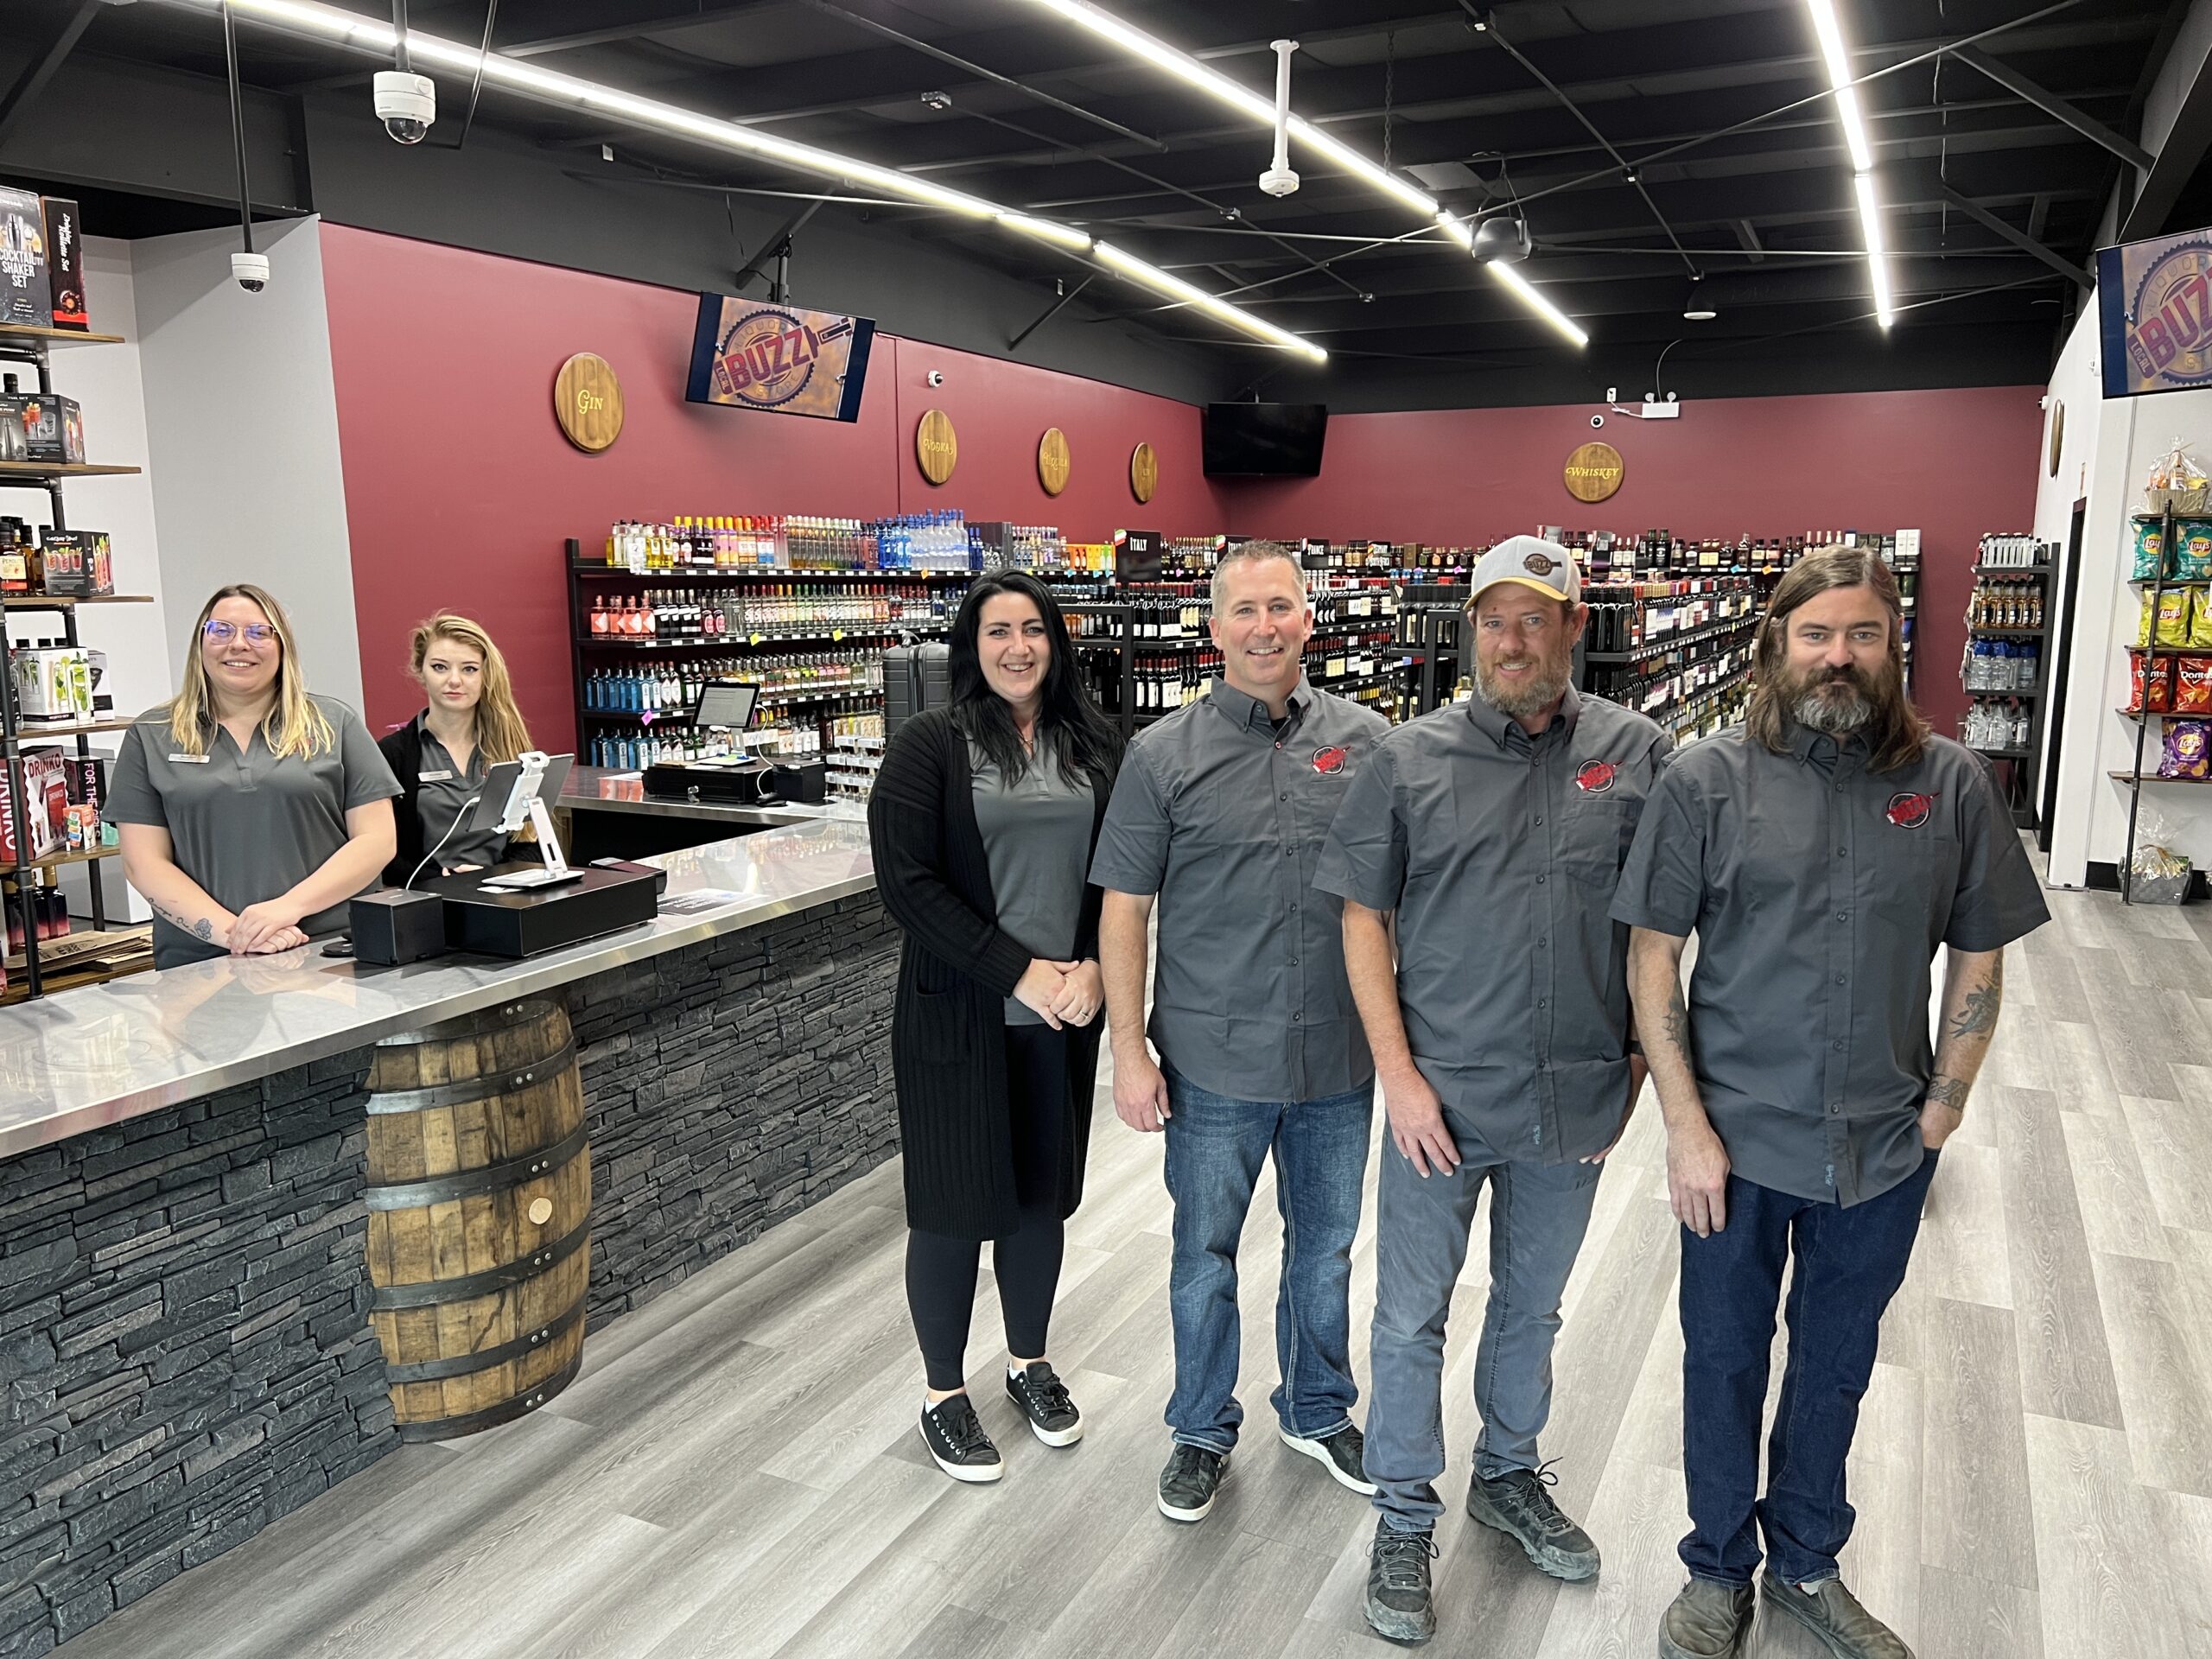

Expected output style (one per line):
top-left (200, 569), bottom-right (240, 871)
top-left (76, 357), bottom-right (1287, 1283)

top-left (109, 584), bottom-right (401, 967)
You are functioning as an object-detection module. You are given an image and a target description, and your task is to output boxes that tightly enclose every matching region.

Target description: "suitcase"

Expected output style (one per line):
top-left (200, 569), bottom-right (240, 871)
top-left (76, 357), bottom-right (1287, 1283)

top-left (883, 641), bottom-right (950, 736)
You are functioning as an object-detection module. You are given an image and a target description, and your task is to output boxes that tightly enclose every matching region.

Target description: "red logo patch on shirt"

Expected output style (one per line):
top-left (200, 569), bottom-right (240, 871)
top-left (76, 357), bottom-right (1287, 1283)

top-left (1885, 791), bottom-right (1937, 829)
top-left (1575, 760), bottom-right (1617, 794)
top-left (1312, 746), bottom-right (1347, 776)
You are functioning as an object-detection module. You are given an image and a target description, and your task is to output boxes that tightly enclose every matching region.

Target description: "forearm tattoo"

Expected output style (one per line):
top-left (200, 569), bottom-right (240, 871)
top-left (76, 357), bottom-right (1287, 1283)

top-left (1948, 975), bottom-right (2004, 1041)
top-left (1662, 981), bottom-right (1692, 1056)
top-left (153, 903), bottom-right (214, 942)
top-left (1925, 1076), bottom-right (1967, 1112)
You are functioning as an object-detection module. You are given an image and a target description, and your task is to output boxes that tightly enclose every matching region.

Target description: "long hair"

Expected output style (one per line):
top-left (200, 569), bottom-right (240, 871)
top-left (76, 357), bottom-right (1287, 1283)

top-left (947, 570), bottom-right (1119, 783)
top-left (408, 613), bottom-right (533, 765)
top-left (167, 584), bottom-right (334, 760)
top-left (1745, 544), bottom-right (1929, 772)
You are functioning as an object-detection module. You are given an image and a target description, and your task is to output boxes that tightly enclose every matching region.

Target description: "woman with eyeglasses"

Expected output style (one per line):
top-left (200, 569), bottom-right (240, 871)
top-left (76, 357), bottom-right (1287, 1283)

top-left (108, 584), bottom-right (401, 966)
top-left (378, 613), bottom-right (537, 885)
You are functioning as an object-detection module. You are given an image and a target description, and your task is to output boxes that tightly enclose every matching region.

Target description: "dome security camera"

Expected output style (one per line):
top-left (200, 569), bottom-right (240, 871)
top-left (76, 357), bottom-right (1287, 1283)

top-left (373, 70), bottom-right (436, 144)
top-left (1590, 413), bottom-right (1605, 429)
top-left (232, 251), bottom-right (270, 294)
top-left (926, 370), bottom-right (944, 388)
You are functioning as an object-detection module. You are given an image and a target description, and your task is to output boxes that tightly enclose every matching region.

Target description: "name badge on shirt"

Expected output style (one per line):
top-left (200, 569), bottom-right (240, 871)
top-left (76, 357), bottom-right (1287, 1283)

top-left (419, 768), bottom-right (454, 783)
top-left (167, 753), bottom-right (210, 765)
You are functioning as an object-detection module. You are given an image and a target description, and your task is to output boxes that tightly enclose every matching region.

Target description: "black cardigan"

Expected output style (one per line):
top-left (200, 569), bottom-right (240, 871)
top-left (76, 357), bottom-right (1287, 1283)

top-left (867, 708), bottom-right (1115, 1240)
top-left (376, 715), bottom-right (518, 887)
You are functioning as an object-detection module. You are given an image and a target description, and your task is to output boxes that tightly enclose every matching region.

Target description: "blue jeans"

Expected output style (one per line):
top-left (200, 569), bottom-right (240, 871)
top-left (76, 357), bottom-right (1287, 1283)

top-left (1162, 1069), bottom-right (1374, 1452)
top-left (1679, 1152), bottom-right (1938, 1586)
top-left (1365, 1109), bottom-right (1605, 1531)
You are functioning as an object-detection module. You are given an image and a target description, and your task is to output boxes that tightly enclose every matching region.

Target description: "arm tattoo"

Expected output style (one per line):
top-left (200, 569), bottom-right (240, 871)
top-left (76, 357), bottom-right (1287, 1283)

top-left (1948, 977), bottom-right (2003, 1040)
top-left (152, 903), bottom-right (214, 942)
top-left (1662, 981), bottom-right (1692, 1055)
top-left (1925, 1076), bottom-right (1967, 1112)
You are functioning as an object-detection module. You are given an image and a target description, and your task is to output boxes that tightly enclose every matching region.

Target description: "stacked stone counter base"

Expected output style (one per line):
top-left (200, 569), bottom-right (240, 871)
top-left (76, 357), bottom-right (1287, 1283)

top-left (0, 892), bottom-right (897, 1656)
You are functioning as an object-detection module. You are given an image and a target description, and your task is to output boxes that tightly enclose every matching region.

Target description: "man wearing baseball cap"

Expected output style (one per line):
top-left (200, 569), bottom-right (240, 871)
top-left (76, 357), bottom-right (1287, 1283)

top-left (1316, 536), bottom-right (1669, 1644)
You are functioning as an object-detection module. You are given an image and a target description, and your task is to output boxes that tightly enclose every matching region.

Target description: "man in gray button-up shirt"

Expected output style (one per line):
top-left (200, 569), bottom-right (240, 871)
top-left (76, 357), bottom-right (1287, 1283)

top-left (1314, 537), bottom-right (1668, 1644)
top-left (1616, 547), bottom-right (2047, 1659)
top-left (1092, 541), bottom-right (1389, 1527)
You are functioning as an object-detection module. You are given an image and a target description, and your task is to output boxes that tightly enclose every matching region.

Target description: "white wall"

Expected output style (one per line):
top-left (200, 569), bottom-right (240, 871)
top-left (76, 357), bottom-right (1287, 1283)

top-left (129, 217), bottom-right (364, 708)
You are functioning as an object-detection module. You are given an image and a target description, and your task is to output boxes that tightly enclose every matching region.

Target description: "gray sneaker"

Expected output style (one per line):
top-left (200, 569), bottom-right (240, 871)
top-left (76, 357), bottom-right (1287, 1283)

top-left (1279, 1422), bottom-right (1378, 1494)
top-left (1364, 1520), bottom-right (1439, 1645)
top-left (1757, 1572), bottom-right (1914, 1658)
top-left (1157, 1443), bottom-right (1229, 1522)
top-left (1465, 1463), bottom-right (1600, 1581)
top-left (1657, 1578), bottom-right (1754, 1659)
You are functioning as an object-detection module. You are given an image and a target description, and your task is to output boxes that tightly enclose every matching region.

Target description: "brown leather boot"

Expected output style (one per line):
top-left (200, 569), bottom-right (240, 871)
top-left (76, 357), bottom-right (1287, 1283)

top-left (1657, 1578), bottom-right (1754, 1659)
top-left (1757, 1572), bottom-right (1913, 1658)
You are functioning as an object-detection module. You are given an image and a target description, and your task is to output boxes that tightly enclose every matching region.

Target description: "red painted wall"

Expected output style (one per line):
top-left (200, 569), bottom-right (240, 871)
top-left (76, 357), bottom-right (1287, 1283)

top-left (319, 223), bottom-right (1224, 741)
top-left (321, 224), bottom-right (2040, 745)
top-left (1217, 387), bottom-right (2046, 738)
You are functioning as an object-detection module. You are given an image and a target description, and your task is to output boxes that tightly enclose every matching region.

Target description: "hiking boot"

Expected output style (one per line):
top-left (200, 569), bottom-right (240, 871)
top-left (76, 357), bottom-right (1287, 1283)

top-left (1363, 1520), bottom-right (1439, 1644)
top-left (918, 1393), bottom-right (1001, 1484)
top-left (1656, 1578), bottom-right (1754, 1659)
top-left (1466, 1463), bottom-right (1600, 1581)
top-left (1157, 1443), bottom-right (1229, 1522)
top-left (1758, 1572), bottom-right (1914, 1658)
top-left (1004, 1362), bottom-right (1083, 1447)
top-left (1279, 1422), bottom-right (1378, 1495)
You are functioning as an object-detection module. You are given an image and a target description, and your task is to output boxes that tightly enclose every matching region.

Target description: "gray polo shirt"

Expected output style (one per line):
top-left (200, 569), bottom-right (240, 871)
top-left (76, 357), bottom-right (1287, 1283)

top-left (1090, 674), bottom-right (1389, 1103)
top-left (106, 695), bottom-right (402, 969)
top-left (1313, 685), bottom-right (1671, 1164)
top-left (970, 741), bottom-right (1096, 1027)
top-left (412, 715), bottom-right (502, 872)
top-left (1610, 723), bottom-right (2050, 1207)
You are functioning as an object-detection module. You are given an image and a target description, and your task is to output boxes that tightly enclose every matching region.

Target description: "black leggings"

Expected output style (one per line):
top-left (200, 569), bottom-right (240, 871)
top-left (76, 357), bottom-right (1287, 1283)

top-left (906, 1024), bottom-right (1069, 1392)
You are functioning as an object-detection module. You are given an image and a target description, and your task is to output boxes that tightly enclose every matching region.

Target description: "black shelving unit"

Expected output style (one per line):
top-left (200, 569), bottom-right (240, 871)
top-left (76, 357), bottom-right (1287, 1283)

top-left (1961, 543), bottom-right (2056, 830)
top-left (0, 323), bottom-right (153, 1003)
top-left (2120, 505), bottom-right (2181, 902)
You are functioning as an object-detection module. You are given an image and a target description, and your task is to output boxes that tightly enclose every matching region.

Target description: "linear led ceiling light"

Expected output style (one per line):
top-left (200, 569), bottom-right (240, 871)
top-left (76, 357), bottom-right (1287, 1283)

top-left (1806, 0), bottom-right (1892, 327)
top-left (1014, 0), bottom-right (1586, 347)
top-left (1095, 243), bottom-right (1327, 360)
top-left (155, 0), bottom-right (1321, 357)
top-left (1487, 262), bottom-right (1590, 348)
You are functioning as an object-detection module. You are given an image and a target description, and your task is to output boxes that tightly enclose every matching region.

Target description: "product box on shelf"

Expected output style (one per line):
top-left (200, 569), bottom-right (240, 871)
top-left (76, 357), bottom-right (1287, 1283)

top-left (0, 188), bottom-right (50, 329)
top-left (36, 529), bottom-right (111, 595)
top-left (0, 389), bottom-right (85, 465)
top-left (0, 748), bottom-right (75, 864)
top-left (39, 198), bottom-right (86, 332)
top-left (9, 646), bottom-right (92, 723)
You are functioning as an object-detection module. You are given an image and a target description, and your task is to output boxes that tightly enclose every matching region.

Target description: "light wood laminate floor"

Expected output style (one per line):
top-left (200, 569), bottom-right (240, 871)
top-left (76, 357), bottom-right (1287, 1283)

top-left (55, 881), bottom-right (2212, 1658)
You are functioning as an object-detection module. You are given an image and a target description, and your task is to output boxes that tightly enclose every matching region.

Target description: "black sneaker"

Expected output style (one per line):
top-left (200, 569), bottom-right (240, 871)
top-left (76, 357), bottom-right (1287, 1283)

top-left (1465, 1462), bottom-right (1600, 1581)
top-left (918, 1393), bottom-right (1002, 1484)
top-left (1157, 1443), bottom-right (1229, 1522)
top-left (1756, 1572), bottom-right (1913, 1658)
top-left (1658, 1578), bottom-right (1754, 1659)
top-left (1363, 1520), bottom-right (1439, 1644)
top-left (1279, 1422), bottom-right (1378, 1495)
top-left (1005, 1361), bottom-right (1083, 1447)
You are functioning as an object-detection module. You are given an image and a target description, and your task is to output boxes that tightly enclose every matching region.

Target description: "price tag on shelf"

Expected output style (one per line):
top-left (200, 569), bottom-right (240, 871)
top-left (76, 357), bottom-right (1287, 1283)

top-left (749, 633), bottom-right (765, 645)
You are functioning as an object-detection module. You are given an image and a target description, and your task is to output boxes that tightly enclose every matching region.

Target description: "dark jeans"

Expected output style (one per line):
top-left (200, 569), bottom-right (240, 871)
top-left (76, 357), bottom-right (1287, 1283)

top-left (1678, 1151), bottom-right (1938, 1586)
top-left (1162, 1068), bottom-right (1374, 1452)
top-left (906, 1025), bottom-right (1069, 1391)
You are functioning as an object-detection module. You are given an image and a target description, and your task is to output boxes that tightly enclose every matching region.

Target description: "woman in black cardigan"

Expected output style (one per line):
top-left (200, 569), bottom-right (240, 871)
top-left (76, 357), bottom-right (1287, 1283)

top-left (868, 570), bottom-right (1121, 1484)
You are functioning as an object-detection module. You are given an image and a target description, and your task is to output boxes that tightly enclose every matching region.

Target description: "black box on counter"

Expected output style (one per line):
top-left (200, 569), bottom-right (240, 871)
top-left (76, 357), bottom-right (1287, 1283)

top-left (37, 529), bottom-right (112, 594)
top-left (0, 389), bottom-right (86, 464)
top-left (0, 188), bottom-right (50, 328)
top-left (41, 199), bottom-right (86, 332)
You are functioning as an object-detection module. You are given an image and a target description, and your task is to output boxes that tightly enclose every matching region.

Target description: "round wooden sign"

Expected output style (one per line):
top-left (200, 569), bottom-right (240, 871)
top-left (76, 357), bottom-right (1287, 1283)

top-left (916, 408), bottom-right (957, 486)
top-left (1038, 427), bottom-right (1071, 497)
top-left (1563, 440), bottom-right (1624, 503)
top-left (2048, 401), bottom-right (2065, 477)
top-left (1129, 441), bottom-right (1158, 505)
top-left (553, 353), bottom-right (623, 453)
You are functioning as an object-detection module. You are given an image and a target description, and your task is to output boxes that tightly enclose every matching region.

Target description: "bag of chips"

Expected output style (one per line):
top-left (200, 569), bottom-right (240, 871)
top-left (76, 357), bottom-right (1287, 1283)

top-left (2193, 590), bottom-right (2212, 647)
top-left (2140, 588), bottom-right (2193, 645)
top-left (2161, 719), bottom-right (2212, 779)
top-left (2134, 518), bottom-right (2172, 580)
top-left (2129, 652), bottom-right (2176, 713)
top-left (2177, 657), bottom-right (2212, 714)
top-left (2177, 520), bottom-right (2212, 581)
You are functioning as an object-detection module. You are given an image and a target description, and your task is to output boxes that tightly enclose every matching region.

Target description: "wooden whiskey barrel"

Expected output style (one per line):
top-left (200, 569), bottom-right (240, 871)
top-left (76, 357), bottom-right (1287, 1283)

top-left (363, 997), bottom-right (591, 1440)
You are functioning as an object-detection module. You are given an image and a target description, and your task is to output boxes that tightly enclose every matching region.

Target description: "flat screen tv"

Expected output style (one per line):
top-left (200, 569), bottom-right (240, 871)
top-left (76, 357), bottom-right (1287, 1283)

top-left (1203, 403), bottom-right (1327, 476)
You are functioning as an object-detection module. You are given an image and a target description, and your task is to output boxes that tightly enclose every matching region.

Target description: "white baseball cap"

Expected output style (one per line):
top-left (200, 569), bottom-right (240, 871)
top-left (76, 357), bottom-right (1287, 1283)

top-left (1468, 535), bottom-right (1582, 606)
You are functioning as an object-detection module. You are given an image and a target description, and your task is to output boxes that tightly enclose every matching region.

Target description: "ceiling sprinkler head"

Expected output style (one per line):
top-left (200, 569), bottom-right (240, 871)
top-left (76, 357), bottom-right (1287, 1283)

top-left (921, 90), bottom-right (951, 110)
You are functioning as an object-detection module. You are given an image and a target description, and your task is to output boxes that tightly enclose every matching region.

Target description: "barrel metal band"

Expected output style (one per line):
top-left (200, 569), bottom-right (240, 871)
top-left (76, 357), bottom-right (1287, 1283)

top-left (365, 1037), bottom-right (578, 1115)
top-left (370, 1218), bottom-right (591, 1309)
top-left (363, 1121), bottom-right (589, 1211)
top-left (393, 1347), bottom-right (585, 1443)
top-left (380, 1296), bottom-right (588, 1384)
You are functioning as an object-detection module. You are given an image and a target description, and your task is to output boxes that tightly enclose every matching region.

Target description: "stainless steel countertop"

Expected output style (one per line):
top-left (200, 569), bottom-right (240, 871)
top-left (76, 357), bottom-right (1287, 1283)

top-left (0, 817), bottom-right (879, 1162)
top-left (561, 766), bottom-right (868, 827)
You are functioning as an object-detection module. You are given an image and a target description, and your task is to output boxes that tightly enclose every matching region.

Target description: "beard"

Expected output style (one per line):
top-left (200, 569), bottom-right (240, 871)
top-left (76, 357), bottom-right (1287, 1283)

top-left (1787, 658), bottom-right (1893, 734)
top-left (1475, 645), bottom-right (1574, 719)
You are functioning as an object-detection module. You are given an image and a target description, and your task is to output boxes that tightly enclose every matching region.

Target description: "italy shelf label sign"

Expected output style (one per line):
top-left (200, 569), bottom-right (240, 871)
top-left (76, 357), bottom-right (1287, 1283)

top-left (686, 294), bottom-right (875, 422)
top-left (2100, 230), bottom-right (2212, 397)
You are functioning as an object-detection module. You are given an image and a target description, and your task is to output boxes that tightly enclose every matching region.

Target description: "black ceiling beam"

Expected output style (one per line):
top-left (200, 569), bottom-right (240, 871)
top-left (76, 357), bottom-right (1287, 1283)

top-left (1936, 183), bottom-right (2093, 289)
top-left (0, 0), bottom-right (102, 149)
top-left (496, 0), bottom-right (785, 58)
top-left (1945, 41), bottom-right (2153, 171)
top-left (2120, 30), bottom-right (2212, 240)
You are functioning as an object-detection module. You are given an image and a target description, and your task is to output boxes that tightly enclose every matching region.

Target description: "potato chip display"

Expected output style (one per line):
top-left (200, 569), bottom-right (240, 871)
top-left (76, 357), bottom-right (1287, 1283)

top-left (2177, 657), bottom-right (2212, 714)
top-left (2178, 520), bottom-right (2212, 581)
top-left (2129, 652), bottom-right (2175, 713)
top-left (2194, 590), bottom-right (2212, 648)
top-left (2134, 518), bottom-right (2172, 581)
top-left (2140, 588), bottom-right (2193, 645)
top-left (2160, 718), bottom-right (2212, 779)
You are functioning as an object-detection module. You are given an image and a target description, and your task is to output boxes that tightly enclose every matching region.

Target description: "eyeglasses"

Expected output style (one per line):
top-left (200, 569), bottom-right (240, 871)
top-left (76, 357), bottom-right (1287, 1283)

top-left (203, 620), bottom-right (277, 646)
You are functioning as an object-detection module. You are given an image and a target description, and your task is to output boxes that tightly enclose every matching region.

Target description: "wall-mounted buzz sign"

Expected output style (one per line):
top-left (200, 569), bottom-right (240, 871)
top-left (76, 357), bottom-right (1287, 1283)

top-left (554, 353), bottom-right (623, 453)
